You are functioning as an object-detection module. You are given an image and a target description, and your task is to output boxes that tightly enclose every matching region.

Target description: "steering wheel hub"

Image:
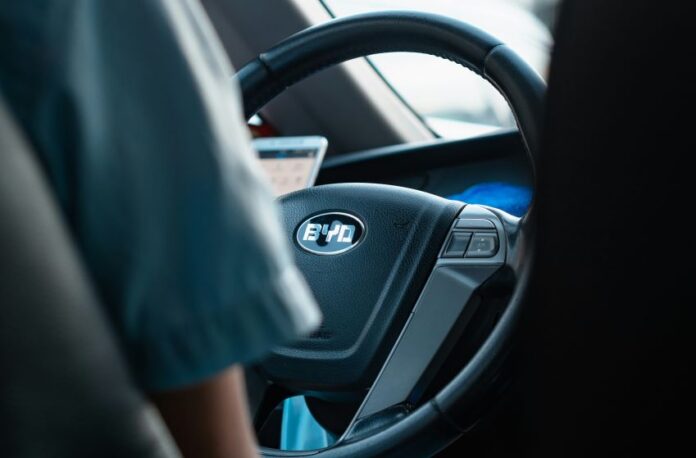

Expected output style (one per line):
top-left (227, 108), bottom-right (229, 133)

top-left (262, 183), bottom-right (461, 394)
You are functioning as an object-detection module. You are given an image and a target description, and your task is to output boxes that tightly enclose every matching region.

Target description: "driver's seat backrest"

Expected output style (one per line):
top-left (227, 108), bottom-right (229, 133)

top-left (521, 0), bottom-right (695, 454)
top-left (0, 98), bottom-right (176, 457)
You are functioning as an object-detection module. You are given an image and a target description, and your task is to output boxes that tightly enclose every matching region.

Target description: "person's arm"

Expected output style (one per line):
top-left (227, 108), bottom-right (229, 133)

top-left (152, 366), bottom-right (257, 458)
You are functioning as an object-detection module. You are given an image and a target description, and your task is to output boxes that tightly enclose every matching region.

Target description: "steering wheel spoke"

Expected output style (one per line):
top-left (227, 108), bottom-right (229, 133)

top-left (341, 205), bottom-right (508, 440)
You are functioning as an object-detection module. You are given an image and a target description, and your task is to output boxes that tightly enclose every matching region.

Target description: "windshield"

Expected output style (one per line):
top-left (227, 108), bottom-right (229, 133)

top-left (321, 0), bottom-right (559, 139)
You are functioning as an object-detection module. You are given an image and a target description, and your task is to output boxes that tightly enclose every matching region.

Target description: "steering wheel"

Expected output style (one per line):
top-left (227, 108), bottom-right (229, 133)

top-left (236, 11), bottom-right (545, 457)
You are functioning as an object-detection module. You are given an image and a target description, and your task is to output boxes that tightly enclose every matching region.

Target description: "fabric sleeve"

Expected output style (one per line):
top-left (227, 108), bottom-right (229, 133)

top-left (1, 0), bottom-right (320, 391)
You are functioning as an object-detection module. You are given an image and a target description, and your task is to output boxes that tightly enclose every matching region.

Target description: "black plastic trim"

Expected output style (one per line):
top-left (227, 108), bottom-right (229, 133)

top-left (317, 129), bottom-right (523, 184)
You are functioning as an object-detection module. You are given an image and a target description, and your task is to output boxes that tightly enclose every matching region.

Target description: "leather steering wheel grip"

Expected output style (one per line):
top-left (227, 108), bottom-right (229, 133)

top-left (236, 11), bottom-right (546, 160)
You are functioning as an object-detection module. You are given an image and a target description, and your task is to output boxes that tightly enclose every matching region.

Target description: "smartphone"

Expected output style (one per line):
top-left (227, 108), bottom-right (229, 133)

top-left (253, 136), bottom-right (328, 196)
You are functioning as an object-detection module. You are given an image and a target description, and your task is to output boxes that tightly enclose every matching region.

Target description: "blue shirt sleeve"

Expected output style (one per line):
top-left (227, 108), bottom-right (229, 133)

top-left (0, 0), bottom-right (320, 391)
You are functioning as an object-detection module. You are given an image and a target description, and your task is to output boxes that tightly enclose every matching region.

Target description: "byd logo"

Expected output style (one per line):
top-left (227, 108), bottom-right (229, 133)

top-left (302, 222), bottom-right (355, 243)
top-left (296, 212), bottom-right (365, 255)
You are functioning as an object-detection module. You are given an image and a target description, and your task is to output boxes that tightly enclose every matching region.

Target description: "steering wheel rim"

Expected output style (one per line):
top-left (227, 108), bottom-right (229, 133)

top-left (235, 11), bottom-right (545, 457)
top-left (238, 11), bottom-right (544, 162)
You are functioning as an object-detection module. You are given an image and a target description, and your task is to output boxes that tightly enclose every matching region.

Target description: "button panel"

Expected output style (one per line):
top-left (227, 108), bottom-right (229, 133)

top-left (438, 206), bottom-right (505, 264)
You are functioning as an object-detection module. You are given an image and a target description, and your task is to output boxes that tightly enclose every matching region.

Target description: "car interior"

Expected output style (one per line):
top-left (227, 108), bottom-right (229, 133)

top-left (1, 0), bottom-right (693, 457)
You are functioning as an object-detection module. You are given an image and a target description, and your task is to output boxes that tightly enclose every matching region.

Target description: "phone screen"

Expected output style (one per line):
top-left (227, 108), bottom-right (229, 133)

top-left (254, 137), bottom-right (327, 196)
